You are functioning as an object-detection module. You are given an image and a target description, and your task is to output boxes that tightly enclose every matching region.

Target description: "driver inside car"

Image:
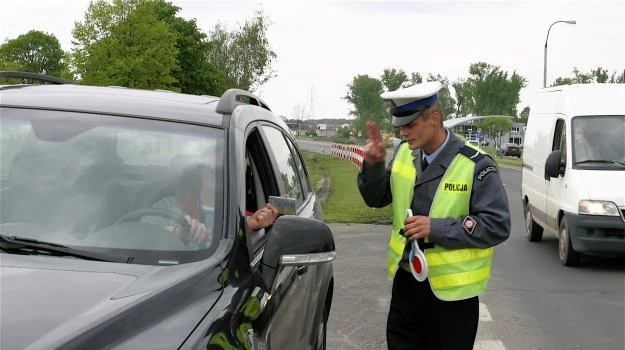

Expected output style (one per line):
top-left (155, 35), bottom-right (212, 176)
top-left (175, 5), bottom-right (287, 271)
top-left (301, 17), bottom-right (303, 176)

top-left (143, 162), bottom-right (279, 247)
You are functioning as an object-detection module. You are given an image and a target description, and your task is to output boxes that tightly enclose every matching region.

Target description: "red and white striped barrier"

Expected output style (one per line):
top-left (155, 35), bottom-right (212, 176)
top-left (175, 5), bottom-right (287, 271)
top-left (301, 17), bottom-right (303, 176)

top-left (331, 143), bottom-right (364, 168)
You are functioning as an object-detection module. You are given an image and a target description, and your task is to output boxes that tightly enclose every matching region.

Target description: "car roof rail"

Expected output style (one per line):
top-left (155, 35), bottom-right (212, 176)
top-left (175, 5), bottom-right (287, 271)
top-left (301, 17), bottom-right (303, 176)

top-left (0, 71), bottom-right (74, 85)
top-left (216, 88), bottom-right (271, 114)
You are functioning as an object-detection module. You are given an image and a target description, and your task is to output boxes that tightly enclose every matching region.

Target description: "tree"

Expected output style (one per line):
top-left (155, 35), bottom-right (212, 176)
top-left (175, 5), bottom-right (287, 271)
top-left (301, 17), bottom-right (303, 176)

top-left (477, 117), bottom-right (513, 147)
top-left (409, 72), bottom-right (423, 85)
top-left (340, 126), bottom-right (351, 138)
top-left (517, 106), bottom-right (530, 124)
top-left (609, 70), bottom-right (625, 83)
top-left (426, 73), bottom-right (456, 120)
top-left (344, 74), bottom-right (389, 133)
top-left (150, 0), bottom-right (227, 95)
top-left (207, 10), bottom-right (276, 91)
top-left (452, 79), bottom-right (472, 118)
top-left (456, 62), bottom-right (526, 117)
top-left (553, 66), bottom-right (625, 86)
top-left (72, 0), bottom-right (179, 90)
top-left (0, 30), bottom-right (67, 76)
top-left (0, 60), bottom-right (23, 84)
top-left (380, 68), bottom-right (408, 91)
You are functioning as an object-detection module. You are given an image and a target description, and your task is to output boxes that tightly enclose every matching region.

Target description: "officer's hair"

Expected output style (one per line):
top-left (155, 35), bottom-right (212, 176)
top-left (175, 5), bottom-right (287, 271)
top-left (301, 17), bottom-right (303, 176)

top-left (422, 101), bottom-right (444, 127)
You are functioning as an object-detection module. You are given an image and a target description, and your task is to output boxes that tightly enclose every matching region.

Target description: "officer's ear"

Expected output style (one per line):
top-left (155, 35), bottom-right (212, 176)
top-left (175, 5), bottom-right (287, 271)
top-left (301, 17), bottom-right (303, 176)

top-left (429, 110), bottom-right (443, 126)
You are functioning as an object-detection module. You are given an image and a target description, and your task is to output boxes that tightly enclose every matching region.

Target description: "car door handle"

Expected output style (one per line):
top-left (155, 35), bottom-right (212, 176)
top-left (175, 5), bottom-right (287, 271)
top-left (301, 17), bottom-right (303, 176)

top-left (296, 265), bottom-right (308, 275)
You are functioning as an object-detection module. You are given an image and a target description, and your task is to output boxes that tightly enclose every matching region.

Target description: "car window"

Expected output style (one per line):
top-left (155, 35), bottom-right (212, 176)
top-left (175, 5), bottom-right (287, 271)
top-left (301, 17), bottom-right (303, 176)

top-left (0, 107), bottom-right (224, 265)
top-left (0, 121), bottom-right (31, 177)
top-left (116, 130), bottom-right (213, 166)
top-left (553, 118), bottom-right (567, 167)
top-left (285, 136), bottom-right (312, 195)
top-left (261, 125), bottom-right (305, 206)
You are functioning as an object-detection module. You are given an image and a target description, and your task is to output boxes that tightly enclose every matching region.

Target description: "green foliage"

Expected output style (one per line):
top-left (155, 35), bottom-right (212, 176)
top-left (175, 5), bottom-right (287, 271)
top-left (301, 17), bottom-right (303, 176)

top-left (301, 150), bottom-right (393, 223)
top-left (72, 0), bottom-right (179, 90)
top-left (340, 126), bottom-right (351, 138)
top-left (150, 0), bottom-right (227, 95)
top-left (0, 60), bottom-right (23, 84)
top-left (477, 117), bottom-right (513, 146)
top-left (207, 10), bottom-right (277, 91)
top-left (426, 73), bottom-right (456, 120)
top-left (343, 74), bottom-right (389, 133)
top-left (409, 72), bottom-right (423, 85)
top-left (454, 62), bottom-right (526, 117)
top-left (0, 30), bottom-right (67, 77)
top-left (552, 66), bottom-right (625, 86)
top-left (516, 106), bottom-right (530, 124)
top-left (380, 68), bottom-right (408, 91)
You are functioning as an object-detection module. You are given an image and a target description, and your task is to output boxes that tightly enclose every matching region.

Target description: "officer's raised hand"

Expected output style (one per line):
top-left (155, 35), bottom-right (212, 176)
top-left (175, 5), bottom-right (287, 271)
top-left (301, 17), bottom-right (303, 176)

top-left (363, 121), bottom-right (386, 165)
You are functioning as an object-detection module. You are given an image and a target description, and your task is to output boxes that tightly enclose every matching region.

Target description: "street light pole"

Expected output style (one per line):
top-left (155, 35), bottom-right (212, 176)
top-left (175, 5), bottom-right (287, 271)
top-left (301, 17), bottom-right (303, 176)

top-left (544, 20), bottom-right (576, 88)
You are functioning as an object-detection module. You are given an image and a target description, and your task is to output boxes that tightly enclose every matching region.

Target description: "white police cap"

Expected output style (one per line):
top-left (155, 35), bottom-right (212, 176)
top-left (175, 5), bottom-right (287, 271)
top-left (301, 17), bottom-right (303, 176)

top-left (380, 81), bottom-right (442, 127)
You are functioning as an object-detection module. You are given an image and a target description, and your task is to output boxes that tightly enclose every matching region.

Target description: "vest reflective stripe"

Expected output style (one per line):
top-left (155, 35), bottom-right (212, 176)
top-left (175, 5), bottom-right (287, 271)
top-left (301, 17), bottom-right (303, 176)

top-left (426, 246), bottom-right (494, 266)
top-left (389, 142), bottom-right (495, 301)
top-left (429, 265), bottom-right (491, 289)
top-left (388, 143), bottom-right (415, 279)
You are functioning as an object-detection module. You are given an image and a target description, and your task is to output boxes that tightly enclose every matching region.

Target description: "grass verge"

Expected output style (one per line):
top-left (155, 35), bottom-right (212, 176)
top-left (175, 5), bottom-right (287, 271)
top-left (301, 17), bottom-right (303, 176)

top-left (302, 150), bottom-right (393, 224)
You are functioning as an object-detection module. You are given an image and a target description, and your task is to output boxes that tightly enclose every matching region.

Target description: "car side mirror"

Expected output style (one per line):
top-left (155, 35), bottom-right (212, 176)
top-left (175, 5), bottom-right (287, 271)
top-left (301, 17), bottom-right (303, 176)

top-left (545, 150), bottom-right (563, 179)
top-left (258, 215), bottom-right (335, 292)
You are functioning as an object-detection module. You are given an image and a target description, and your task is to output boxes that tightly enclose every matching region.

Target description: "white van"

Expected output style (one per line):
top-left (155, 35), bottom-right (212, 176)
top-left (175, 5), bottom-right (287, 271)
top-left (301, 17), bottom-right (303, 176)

top-left (521, 83), bottom-right (625, 266)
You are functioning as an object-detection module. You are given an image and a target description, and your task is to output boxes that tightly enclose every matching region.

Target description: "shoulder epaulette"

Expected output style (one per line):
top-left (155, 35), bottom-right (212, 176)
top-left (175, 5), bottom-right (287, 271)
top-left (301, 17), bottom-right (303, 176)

top-left (458, 145), bottom-right (485, 163)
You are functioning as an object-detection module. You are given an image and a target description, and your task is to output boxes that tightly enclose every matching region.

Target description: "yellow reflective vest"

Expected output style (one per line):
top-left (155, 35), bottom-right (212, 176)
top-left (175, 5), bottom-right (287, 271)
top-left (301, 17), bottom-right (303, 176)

top-left (389, 142), bottom-right (494, 301)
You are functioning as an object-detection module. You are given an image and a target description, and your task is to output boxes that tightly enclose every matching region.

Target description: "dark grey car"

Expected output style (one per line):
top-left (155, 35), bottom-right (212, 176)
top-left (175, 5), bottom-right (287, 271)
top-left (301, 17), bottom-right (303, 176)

top-left (0, 72), bottom-right (335, 350)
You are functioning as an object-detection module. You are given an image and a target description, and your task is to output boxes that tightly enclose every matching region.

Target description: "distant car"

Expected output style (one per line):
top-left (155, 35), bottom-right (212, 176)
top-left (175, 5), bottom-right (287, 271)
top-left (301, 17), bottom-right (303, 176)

top-left (496, 142), bottom-right (522, 157)
top-left (0, 71), bottom-right (335, 349)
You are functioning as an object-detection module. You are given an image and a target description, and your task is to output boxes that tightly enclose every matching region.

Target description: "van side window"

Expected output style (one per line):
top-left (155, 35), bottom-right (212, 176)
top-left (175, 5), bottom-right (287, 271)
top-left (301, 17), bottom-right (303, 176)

top-left (552, 119), bottom-right (567, 168)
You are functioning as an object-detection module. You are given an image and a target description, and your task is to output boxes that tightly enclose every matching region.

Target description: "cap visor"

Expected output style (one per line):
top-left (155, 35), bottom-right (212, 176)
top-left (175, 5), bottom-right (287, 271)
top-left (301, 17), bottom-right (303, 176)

top-left (392, 111), bottom-right (422, 127)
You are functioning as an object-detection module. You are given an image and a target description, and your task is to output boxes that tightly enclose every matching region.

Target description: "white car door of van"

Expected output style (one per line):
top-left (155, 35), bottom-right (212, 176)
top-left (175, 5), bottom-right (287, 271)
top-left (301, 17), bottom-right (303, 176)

top-left (545, 117), bottom-right (568, 232)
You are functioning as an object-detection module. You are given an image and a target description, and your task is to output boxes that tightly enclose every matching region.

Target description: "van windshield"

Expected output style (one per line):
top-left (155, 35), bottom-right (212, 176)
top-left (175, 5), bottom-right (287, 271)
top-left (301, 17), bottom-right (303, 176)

top-left (572, 116), bottom-right (625, 169)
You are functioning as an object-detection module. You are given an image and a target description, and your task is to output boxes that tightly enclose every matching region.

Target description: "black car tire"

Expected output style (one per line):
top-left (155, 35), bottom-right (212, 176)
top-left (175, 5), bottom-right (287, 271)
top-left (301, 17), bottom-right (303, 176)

top-left (559, 217), bottom-right (582, 266)
top-left (314, 302), bottom-right (328, 350)
top-left (525, 203), bottom-right (543, 242)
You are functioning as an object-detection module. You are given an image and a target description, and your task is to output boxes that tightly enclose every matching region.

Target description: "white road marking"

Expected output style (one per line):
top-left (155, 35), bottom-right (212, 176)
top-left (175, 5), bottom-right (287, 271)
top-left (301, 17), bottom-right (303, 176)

top-left (474, 340), bottom-right (507, 350)
top-left (475, 303), bottom-right (506, 349)
top-left (479, 302), bottom-right (492, 322)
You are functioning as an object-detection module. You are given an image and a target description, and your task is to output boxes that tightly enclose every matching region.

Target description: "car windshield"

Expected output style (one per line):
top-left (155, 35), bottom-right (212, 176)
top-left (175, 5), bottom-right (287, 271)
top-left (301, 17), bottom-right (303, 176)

top-left (0, 107), bottom-right (225, 265)
top-left (572, 115), bottom-right (625, 169)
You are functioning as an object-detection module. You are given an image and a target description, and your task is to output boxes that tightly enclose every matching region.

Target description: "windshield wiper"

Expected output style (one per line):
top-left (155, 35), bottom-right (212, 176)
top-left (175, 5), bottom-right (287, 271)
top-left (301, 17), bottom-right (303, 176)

top-left (575, 159), bottom-right (625, 167)
top-left (0, 235), bottom-right (133, 263)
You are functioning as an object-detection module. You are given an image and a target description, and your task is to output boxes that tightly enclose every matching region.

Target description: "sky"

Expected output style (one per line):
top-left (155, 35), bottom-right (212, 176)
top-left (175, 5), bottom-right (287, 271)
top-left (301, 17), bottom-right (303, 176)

top-left (1, 0), bottom-right (624, 119)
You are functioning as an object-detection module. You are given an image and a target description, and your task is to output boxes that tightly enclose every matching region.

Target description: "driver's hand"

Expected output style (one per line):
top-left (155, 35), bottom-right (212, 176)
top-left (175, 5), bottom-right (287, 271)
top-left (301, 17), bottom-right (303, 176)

top-left (247, 204), bottom-right (279, 233)
top-left (173, 216), bottom-right (210, 244)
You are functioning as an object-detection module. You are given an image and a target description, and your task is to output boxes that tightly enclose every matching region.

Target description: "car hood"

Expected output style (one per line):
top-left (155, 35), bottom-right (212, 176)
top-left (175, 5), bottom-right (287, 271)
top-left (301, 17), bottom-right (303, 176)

top-left (1, 254), bottom-right (223, 350)
top-left (578, 170), bottom-right (625, 206)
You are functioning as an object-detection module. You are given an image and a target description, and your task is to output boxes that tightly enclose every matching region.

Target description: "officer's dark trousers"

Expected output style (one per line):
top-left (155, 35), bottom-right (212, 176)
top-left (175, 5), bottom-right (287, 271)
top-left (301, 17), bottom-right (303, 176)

top-left (386, 268), bottom-right (479, 350)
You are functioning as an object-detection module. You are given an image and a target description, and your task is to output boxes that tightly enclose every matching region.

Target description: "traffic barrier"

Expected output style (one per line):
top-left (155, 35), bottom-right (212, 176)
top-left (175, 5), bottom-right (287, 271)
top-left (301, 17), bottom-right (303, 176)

top-left (331, 143), bottom-right (364, 168)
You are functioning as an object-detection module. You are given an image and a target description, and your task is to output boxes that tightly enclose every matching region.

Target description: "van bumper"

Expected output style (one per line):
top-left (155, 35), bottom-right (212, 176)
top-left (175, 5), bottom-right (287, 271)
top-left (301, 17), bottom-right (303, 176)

top-left (567, 213), bottom-right (625, 255)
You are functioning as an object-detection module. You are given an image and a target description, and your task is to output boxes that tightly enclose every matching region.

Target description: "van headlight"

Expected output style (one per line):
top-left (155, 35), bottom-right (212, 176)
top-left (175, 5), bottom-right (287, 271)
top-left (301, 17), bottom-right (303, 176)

top-left (578, 200), bottom-right (620, 216)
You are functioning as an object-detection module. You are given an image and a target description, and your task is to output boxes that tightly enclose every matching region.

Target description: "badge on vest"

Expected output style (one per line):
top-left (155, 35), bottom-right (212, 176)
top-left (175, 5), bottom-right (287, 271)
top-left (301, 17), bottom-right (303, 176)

top-left (462, 216), bottom-right (477, 235)
top-left (477, 166), bottom-right (497, 181)
top-left (442, 181), bottom-right (469, 193)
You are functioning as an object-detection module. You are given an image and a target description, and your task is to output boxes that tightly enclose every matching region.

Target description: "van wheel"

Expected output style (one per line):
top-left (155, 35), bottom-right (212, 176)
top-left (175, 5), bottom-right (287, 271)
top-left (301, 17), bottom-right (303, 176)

top-left (559, 217), bottom-right (581, 266)
top-left (525, 203), bottom-right (543, 242)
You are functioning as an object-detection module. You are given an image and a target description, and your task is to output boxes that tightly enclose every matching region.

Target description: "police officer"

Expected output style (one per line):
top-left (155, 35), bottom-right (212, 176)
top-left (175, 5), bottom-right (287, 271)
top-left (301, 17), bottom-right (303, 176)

top-left (358, 81), bottom-right (511, 349)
